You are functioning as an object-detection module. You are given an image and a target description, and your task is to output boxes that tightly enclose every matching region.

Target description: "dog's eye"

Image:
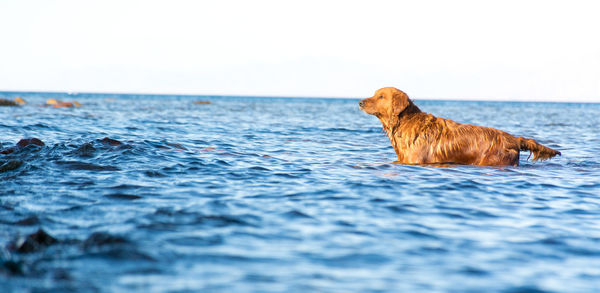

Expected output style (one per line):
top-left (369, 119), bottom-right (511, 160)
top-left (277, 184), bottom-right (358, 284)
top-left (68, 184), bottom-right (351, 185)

top-left (378, 95), bottom-right (384, 99)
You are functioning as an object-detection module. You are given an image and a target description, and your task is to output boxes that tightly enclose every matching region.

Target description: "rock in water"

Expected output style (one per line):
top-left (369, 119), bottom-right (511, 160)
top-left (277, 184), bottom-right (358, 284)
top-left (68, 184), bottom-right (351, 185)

top-left (0, 99), bottom-right (19, 106)
top-left (16, 138), bottom-right (45, 148)
top-left (9, 228), bottom-right (58, 253)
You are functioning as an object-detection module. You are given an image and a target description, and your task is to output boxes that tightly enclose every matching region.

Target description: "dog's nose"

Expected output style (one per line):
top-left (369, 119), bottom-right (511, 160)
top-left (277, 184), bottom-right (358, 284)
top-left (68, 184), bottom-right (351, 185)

top-left (359, 100), bottom-right (365, 107)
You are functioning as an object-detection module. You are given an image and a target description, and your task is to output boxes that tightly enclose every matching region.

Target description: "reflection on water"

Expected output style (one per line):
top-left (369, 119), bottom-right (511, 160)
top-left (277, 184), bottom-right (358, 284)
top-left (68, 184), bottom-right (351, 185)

top-left (1, 92), bottom-right (599, 292)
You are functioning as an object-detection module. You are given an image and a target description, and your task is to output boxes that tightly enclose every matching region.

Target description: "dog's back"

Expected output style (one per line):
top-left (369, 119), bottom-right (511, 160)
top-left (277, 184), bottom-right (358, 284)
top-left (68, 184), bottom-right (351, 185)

top-left (392, 113), bottom-right (520, 165)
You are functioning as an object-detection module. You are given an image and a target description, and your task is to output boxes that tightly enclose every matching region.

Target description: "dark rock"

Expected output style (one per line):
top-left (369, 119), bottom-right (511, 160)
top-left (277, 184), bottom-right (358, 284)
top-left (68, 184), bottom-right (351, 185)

top-left (99, 137), bottom-right (123, 146)
top-left (193, 100), bottom-right (211, 105)
top-left (16, 138), bottom-right (45, 148)
top-left (0, 99), bottom-right (19, 106)
top-left (14, 97), bottom-right (26, 105)
top-left (0, 147), bottom-right (15, 155)
top-left (25, 228), bottom-right (57, 246)
top-left (74, 142), bottom-right (96, 157)
top-left (46, 99), bottom-right (81, 108)
top-left (1, 138), bottom-right (44, 155)
top-left (53, 268), bottom-right (72, 281)
top-left (9, 228), bottom-right (58, 253)
top-left (1, 260), bottom-right (24, 275)
top-left (0, 160), bottom-right (23, 172)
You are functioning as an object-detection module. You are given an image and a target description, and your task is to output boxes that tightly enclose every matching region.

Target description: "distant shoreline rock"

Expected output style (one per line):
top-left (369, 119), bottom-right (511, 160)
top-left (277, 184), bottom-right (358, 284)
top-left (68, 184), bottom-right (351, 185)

top-left (0, 97), bottom-right (26, 106)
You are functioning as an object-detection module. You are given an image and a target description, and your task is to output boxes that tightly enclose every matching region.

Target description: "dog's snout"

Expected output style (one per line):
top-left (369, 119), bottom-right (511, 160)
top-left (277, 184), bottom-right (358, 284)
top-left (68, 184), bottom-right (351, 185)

top-left (358, 100), bottom-right (365, 108)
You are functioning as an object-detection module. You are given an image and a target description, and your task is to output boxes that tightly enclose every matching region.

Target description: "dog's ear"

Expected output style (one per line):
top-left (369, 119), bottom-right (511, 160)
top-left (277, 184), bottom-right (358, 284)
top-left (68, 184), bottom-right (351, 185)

top-left (391, 90), bottom-right (411, 116)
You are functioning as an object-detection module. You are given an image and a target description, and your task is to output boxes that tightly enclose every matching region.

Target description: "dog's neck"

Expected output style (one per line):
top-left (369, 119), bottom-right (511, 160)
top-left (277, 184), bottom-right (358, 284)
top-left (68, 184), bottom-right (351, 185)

top-left (380, 102), bottom-right (422, 137)
top-left (379, 102), bottom-right (422, 159)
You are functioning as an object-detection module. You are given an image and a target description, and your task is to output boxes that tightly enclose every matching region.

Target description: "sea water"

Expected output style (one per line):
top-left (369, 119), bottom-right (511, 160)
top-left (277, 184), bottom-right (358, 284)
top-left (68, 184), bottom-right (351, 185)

top-left (1, 92), bottom-right (599, 292)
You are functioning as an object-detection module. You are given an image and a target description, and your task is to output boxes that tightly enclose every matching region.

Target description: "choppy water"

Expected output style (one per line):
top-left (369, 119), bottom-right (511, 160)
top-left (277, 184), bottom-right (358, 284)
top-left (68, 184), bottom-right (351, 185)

top-left (1, 92), bottom-right (599, 292)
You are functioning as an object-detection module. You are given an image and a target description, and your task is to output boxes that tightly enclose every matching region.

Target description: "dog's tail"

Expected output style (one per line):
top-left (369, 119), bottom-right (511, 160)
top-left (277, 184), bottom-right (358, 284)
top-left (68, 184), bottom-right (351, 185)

top-left (518, 137), bottom-right (561, 161)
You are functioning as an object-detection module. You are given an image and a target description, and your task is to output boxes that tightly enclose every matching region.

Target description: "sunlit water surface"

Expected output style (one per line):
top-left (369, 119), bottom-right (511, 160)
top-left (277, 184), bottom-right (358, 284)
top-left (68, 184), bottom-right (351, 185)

top-left (1, 92), bottom-right (599, 292)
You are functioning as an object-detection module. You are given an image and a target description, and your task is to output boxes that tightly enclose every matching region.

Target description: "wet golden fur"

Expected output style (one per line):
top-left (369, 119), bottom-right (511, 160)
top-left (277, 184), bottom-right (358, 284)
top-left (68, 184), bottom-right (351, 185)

top-left (359, 87), bottom-right (561, 166)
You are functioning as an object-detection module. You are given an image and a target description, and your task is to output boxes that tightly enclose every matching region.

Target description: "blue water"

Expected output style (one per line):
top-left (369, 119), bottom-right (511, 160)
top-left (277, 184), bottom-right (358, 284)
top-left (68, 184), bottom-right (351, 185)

top-left (1, 92), bottom-right (599, 292)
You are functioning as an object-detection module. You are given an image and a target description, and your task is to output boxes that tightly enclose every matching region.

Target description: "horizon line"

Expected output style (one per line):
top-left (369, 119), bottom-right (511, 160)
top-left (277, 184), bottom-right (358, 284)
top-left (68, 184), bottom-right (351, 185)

top-left (1, 89), bottom-right (598, 104)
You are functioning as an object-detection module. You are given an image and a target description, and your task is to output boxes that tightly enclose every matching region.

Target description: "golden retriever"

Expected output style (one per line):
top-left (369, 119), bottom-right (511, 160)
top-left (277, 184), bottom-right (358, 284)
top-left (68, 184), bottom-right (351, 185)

top-left (359, 87), bottom-right (561, 166)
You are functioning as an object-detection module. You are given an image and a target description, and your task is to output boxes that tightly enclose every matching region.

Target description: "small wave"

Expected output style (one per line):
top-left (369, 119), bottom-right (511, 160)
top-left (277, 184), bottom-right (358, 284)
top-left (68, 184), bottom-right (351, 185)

top-left (248, 166), bottom-right (271, 172)
top-left (55, 160), bottom-right (120, 171)
top-left (303, 252), bottom-right (391, 267)
top-left (281, 209), bottom-right (314, 219)
top-left (274, 172), bottom-right (300, 179)
top-left (105, 193), bottom-right (142, 200)
top-left (137, 209), bottom-right (258, 231)
top-left (284, 189), bottom-right (339, 198)
top-left (502, 285), bottom-right (554, 293)
top-left (84, 248), bottom-right (155, 261)
top-left (165, 235), bottom-right (223, 247)
top-left (144, 170), bottom-right (166, 177)
top-left (386, 204), bottom-right (420, 214)
top-left (459, 266), bottom-right (490, 276)
top-left (403, 229), bottom-right (440, 239)
top-left (109, 184), bottom-right (145, 189)
top-left (13, 216), bottom-right (42, 226)
top-left (81, 232), bottom-right (129, 250)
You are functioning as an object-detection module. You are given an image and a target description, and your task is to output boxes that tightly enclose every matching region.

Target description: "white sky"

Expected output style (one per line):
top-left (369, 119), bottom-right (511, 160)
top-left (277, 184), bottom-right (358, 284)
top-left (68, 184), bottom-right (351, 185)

top-left (0, 0), bottom-right (599, 101)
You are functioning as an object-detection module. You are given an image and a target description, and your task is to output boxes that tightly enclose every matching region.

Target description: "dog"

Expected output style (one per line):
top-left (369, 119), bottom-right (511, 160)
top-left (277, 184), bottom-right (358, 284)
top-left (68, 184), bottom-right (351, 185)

top-left (359, 87), bottom-right (561, 166)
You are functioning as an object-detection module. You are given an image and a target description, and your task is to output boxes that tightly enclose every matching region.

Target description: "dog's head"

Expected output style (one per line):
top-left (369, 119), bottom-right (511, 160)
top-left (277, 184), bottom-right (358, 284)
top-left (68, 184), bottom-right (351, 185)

top-left (359, 87), bottom-right (412, 121)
